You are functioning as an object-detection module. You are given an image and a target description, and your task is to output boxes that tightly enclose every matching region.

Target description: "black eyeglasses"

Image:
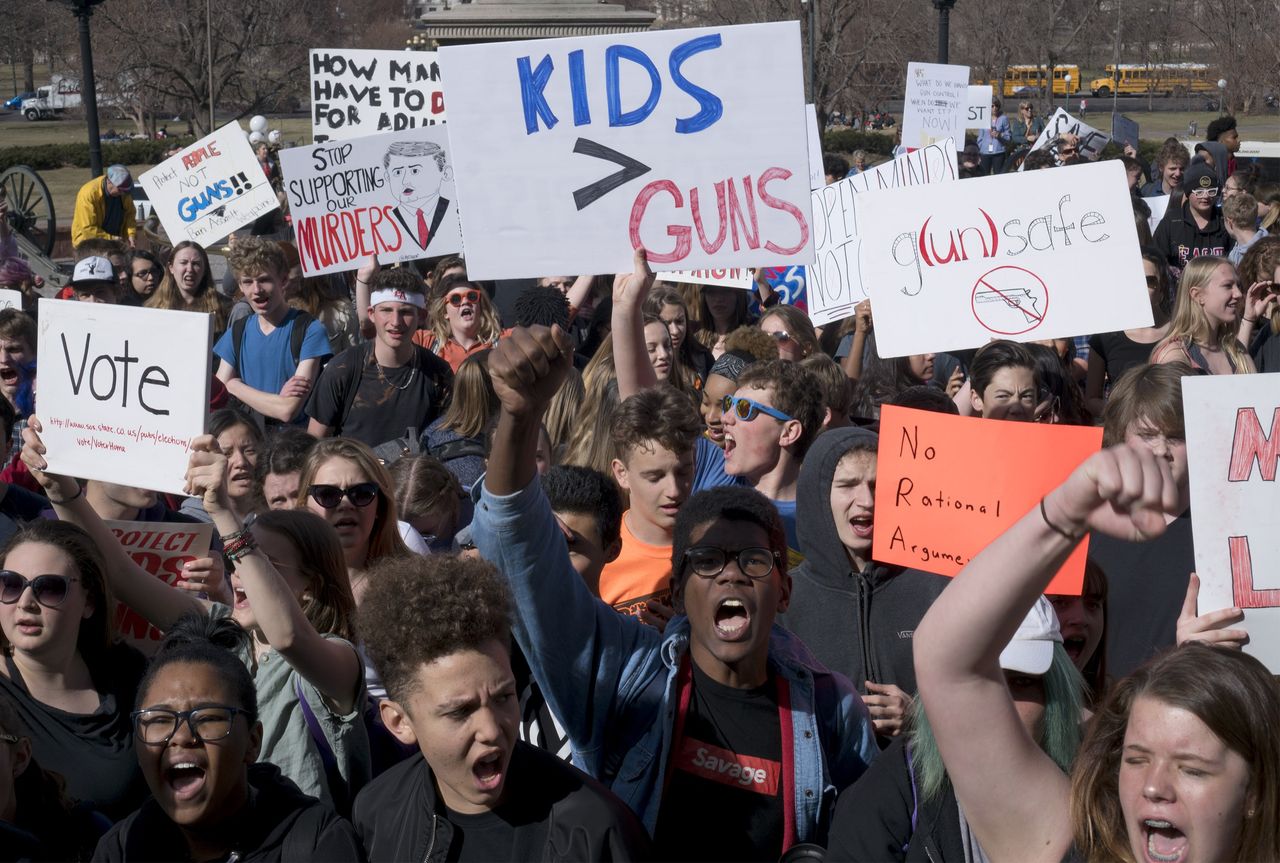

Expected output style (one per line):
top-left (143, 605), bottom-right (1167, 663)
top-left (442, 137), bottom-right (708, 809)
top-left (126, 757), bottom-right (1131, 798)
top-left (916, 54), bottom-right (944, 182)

top-left (446, 290), bottom-right (480, 307)
top-left (132, 267), bottom-right (161, 279)
top-left (131, 706), bottom-right (245, 746)
top-left (682, 546), bottom-right (779, 580)
top-left (0, 571), bottom-right (80, 608)
top-left (307, 482), bottom-right (380, 509)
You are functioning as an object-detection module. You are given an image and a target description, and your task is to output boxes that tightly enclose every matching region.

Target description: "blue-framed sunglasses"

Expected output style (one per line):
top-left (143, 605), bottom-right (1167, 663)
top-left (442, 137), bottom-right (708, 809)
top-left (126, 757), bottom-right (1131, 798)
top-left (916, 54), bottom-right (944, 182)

top-left (722, 395), bottom-right (794, 422)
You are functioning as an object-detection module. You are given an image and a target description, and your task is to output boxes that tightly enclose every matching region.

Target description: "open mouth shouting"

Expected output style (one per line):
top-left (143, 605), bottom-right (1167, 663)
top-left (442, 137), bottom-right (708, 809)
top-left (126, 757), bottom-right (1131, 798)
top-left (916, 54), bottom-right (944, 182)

top-left (1142, 819), bottom-right (1187, 863)
top-left (849, 514), bottom-right (873, 540)
top-left (164, 757), bottom-right (208, 802)
top-left (471, 748), bottom-right (508, 795)
top-left (713, 596), bottom-right (752, 642)
top-left (0, 365), bottom-right (18, 389)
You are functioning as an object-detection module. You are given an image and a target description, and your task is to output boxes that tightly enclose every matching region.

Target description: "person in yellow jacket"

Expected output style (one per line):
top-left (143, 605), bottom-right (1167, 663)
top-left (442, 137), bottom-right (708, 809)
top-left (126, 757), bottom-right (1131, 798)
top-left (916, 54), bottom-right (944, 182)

top-left (71, 164), bottom-right (136, 248)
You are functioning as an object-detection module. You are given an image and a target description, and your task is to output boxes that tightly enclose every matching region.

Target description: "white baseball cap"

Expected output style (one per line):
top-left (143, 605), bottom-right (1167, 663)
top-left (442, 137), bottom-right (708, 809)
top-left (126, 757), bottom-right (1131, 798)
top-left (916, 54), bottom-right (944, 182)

top-left (71, 256), bottom-right (116, 286)
top-left (998, 596), bottom-right (1062, 676)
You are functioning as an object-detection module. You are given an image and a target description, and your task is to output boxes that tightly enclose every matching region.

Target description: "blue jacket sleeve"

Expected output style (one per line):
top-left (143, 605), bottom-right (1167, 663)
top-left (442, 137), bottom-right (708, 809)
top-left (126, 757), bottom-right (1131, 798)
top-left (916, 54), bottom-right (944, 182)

top-left (472, 477), bottom-right (665, 770)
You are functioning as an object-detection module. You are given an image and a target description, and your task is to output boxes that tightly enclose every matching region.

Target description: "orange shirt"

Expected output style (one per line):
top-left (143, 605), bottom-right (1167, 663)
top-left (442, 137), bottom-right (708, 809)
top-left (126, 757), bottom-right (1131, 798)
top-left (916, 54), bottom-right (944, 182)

top-left (598, 512), bottom-right (672, 618)
top-left (412, 329), bottom-right (511, 373)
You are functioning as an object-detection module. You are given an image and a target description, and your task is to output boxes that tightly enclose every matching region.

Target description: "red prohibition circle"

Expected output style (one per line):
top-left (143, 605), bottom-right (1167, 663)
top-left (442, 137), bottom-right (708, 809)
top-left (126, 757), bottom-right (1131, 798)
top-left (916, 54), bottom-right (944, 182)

top-left (970, 265), bottom-right (1050, 336)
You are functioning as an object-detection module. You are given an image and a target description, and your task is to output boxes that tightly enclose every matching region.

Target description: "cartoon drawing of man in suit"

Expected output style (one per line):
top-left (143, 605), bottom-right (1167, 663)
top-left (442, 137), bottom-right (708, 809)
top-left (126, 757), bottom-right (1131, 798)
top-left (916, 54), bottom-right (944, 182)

top-left (384, 140), bottom-right (451, 254)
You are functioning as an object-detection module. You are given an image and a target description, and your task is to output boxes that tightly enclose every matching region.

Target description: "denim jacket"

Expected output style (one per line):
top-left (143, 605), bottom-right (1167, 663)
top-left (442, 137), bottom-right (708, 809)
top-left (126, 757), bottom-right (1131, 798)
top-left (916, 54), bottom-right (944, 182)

top-left (473, 477), bottom-right (878, 841)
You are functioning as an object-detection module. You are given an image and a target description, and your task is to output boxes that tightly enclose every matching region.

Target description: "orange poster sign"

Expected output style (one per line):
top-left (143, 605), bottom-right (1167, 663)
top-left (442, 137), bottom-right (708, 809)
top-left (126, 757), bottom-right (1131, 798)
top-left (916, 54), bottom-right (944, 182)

top-left (872, 405), bottom-right (1102, 594)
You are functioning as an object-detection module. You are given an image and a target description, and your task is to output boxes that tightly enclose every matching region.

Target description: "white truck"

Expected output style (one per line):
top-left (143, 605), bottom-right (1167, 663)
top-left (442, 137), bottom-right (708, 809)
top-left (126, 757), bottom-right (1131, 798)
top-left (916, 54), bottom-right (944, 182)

top-left (21, 75), bottom-right (83, 120)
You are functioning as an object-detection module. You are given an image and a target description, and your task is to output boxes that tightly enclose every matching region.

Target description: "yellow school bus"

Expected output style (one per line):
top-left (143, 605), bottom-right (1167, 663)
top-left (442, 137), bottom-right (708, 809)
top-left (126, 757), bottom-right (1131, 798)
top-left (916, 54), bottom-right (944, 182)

top-left (1089, 64), bottom-right (1217, 97)
top-left (987, 65), bottom-right (1081, 98)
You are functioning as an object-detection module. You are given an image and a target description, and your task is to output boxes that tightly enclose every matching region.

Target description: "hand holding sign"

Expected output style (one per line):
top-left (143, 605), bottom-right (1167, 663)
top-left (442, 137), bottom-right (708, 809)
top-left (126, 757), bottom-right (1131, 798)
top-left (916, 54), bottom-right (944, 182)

top-left (1177, 573), bottom-right (1247, 650)
top-left (19, 417), bottom-right (80, 503)
top-left (185, 435), bottom-right (232, 516)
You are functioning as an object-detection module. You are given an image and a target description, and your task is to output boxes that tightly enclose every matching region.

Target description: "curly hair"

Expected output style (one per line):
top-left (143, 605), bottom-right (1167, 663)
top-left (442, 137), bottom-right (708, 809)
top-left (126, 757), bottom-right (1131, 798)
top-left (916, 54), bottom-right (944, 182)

top-left (735, 360), bottom-right (826, 456)
top-left (513, 285), bottom-right (571, 329)
top-left (610, 385), bottom-right (702, 463)
top-left (358, 554), bottom-right (512, 704)
top-left (427, 272), bottom-right (503, 353)
top-left (722, 325), bottom-right (780, 362)
top-left (226, 236), bottom-right (287, 282)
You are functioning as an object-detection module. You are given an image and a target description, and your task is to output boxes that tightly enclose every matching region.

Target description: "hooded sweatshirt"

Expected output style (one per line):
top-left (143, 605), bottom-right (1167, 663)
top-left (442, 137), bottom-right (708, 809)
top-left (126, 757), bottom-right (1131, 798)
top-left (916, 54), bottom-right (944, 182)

top-left (1197, 140), bottom-right (1230, 189)
top-left (777, 427), bottom-right (949, 696)
top-left (92, 763), bottom-right (361, 862)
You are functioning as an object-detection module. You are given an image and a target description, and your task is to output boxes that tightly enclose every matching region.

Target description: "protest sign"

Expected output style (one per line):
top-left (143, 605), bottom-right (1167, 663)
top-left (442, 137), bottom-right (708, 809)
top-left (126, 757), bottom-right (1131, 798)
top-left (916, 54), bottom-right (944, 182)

top-left (1112, 113), bottom-right (1140, 151)
top-left (806, 103), bottom-right (824, 190)
top-left (874, 405), bottom-right (1102, 593)
top-left (310, 48), bottom-right (446, 142)
top-left (0, 290), bottom-right (22, 310)
top-left (139, 122), bottom-right (279, 247)
top-left (1144, 194), bottom-right (1170, 235)
top-left (658, 268), bottom-right (754, 290)
top-left (760, 265), bottom-right (807, 311)
top-left (857, 159), bottom-right (1150, 357)
top-left (1183, 374), bottom-right (1280, 671)
top-left (806, 139), bottom-right (958, 327)
top-left (108, 520), bottom-right (214, 653)
top-left (279, 126), bottom-right (462, 277)
top-left (36, 300), bottom-right (211, 495)
top-left (901, 62), bottom-right (969, 149)
top-left (966, 85), bottom-right (993, 129)
top-left (1025, 108), bottom-right (1110, 164)
top-left (441, 22), bottom-right (814, 280)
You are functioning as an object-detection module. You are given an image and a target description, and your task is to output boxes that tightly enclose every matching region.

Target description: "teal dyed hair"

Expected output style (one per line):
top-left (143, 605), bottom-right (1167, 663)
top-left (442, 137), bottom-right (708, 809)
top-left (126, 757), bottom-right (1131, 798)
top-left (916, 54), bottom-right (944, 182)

top-left (910, 641), bottom-right (1085, 802)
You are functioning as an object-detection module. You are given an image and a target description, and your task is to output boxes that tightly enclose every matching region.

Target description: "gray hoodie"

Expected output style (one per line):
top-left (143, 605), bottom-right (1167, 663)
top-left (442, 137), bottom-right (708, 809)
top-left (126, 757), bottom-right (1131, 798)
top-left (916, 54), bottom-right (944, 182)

top-left (777, 427), bottom-right (949, 696)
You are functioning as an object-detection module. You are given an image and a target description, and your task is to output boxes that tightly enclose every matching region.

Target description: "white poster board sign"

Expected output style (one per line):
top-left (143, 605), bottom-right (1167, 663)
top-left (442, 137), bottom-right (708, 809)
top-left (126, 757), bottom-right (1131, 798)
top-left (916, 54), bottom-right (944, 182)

top-left (857, 159), bottom-right (1151, 357)
top-left (139, 122), bottom-right (279, 247)
top-left (279, 126), bottom-right (462, 277)
top-left (310, 48), bottom-right (446, 142)
top-left (109, 519), bottom-right (214, 654)
top-left (658, 268), bottom-right (754, 290)
top-left (36, 301), bottom-right (211, 495)
top-left (441, 22), bottom-right (814, 280)
top-left (807, 140), bottom-right (958, 327)
top-left (966, 85), bottom-right (993, 129)
top-left (1144, 194), bottom-right (1170, 235)
top-left (901, 62), bottom-right (969, 149)
top-left (1183, 374), bottom-right (1280, 672)
top-left (806, 102), bottom-right (824, 190)
top-left (1026, 108), bottom-right (1111, 163)
top-left (0, 290), bottom-right (23, 310)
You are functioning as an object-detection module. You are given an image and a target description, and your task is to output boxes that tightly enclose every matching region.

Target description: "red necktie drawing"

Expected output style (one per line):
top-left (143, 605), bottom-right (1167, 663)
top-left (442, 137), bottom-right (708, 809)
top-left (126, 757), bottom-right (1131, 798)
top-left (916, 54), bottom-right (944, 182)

top-left (416, 208), bottom-right (430, 249)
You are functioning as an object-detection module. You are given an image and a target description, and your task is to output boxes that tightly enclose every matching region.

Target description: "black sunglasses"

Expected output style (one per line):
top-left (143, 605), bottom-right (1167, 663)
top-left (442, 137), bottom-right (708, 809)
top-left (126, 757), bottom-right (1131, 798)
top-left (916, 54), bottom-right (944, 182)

top-left (0, 571), bottom-right (80, 608)
top-left (307, 482), bottom-right (380, 509)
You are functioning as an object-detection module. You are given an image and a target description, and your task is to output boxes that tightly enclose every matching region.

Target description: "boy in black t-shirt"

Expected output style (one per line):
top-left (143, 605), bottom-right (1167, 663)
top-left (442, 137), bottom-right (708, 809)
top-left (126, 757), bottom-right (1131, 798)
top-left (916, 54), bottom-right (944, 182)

top-left (352, 552), bottom-right (650, 863)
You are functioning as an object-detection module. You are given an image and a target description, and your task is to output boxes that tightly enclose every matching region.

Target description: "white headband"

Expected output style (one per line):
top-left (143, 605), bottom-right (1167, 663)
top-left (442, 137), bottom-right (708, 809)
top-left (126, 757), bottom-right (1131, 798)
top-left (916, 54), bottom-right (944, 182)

top-left (370, 287), bottom-right (426, 309)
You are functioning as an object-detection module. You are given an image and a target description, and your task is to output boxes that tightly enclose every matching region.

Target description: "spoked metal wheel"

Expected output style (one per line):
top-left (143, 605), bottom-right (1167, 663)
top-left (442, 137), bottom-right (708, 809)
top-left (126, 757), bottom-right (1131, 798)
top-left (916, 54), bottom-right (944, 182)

top-left (1, 165), bottom-right (56, 256)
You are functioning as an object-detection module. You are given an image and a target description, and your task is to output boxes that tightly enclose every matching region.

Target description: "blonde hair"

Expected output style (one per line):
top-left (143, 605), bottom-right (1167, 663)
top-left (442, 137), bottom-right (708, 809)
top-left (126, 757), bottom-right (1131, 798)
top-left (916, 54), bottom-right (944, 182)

top-left (1156, 257), bottom-right (1249, 370)
top-left (428, 275), bottom-right (502, 353)
top-left (440, 351), bottom-right (498, 439)
top-left (296, 438), bottom-right (411, 565)
top-left (563, 351), bottom-right (621, 473)
top-left (146, 241), bottom-right (230, 336)
top-left (544, 367), bottom-right (586, 459)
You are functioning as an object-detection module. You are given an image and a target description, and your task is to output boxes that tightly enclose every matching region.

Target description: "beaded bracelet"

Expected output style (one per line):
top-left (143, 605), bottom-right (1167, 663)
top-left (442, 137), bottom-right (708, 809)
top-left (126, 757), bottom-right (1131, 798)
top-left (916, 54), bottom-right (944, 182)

top-left (221, 525), bottom-right (258, 564)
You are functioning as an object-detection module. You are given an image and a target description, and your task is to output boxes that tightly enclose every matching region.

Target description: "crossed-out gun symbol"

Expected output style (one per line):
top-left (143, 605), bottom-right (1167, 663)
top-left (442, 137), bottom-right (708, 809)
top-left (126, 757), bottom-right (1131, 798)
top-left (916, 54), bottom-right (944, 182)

top-left (975, 287), bottom-right (1043, 322)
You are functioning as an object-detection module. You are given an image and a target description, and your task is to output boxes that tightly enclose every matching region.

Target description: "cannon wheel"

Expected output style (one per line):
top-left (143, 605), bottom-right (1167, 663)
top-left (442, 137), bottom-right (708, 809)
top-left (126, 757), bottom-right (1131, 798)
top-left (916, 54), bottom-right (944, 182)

top-left (1, 166), bottom-right (56, 256)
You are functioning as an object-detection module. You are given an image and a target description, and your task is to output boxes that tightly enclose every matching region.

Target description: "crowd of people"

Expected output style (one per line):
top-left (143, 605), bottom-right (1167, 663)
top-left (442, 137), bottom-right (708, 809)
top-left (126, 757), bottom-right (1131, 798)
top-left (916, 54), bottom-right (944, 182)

top-left (0, 103), bottom-right (1277, 863)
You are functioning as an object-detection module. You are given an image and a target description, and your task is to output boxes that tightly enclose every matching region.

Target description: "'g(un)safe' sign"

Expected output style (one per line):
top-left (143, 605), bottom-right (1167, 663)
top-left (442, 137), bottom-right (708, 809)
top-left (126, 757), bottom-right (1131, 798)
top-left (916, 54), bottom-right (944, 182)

top-left (139, 122), bottom-right (279, 247)
top-left (279, 125), bottom-right (462, 277)
top-left (857, 159), bottom-right (1151, 358)
top-left (1184, 374), bottom-right (1280, 672)
top-left (441, 22), bottom-right (814, 280)
top-left (36, 301), bottom-right (211, 496)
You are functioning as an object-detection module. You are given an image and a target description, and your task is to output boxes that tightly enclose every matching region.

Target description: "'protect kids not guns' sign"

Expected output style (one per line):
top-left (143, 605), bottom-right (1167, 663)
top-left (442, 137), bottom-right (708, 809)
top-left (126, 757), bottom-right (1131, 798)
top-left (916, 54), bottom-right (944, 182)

top-left (36, 301), bottom-right (211, 496)
top-left (279, 125), bottom-right (462, 277)
top-left (310, 48), bottom-right (447, 142)
top-left (441, 22), bottom-right (815, 280)
top-left (139, 122), bottom-right (279, 247)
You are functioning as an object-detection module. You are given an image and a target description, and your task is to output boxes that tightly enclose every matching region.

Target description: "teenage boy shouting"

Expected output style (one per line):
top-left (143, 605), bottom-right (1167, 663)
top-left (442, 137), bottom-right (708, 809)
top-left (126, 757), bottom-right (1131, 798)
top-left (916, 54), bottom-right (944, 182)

top-left (474, 325), bottom-right (876, 861)
top-left (214, 237), bottom-right (330, 426)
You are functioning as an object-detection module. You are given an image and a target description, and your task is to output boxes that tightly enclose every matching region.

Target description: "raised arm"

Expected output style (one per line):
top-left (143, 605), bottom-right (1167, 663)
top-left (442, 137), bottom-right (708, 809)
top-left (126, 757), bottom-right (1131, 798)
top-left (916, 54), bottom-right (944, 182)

top-left (186, 439), bottom-right (361, 714)
top-left (565, 274), bottom-right (595, 321)
top-left (913, 443), bottom-right (1179, 863)
top-left (20, 418), bottom-right (204, 630)
top-left (612, 248), bottom-right (658, 400)
top-left (354, 256), bottom-right (378, 341)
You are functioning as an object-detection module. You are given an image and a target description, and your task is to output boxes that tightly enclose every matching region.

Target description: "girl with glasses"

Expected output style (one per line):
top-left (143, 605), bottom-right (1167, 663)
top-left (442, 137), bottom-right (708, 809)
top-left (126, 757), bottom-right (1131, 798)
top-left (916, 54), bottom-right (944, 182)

top-left (0, 519), bottom-right (149, 821)
top-left (123, 250), bottom-right (163, 306)
top-left (96, 613), bottom-right (361, 860)
top-left (415, 273), bottom-right (507, 372)
top-left (20, 426), bottom-right (371, 811)
top-left (758, 305), bottom-right (819, 362)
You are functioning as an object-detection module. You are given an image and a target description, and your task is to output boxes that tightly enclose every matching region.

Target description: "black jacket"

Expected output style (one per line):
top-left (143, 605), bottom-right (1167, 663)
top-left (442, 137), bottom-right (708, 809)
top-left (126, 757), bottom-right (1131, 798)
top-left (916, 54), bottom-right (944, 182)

top-left (778, 428), bottom-right (949, 696)
top-left (352, 744), bottom-right (651, 862)
top-left (1152, 198), bottom-right (1231, 270)
top-left (827, 737), bottom-right (964, 862)
top-left (91, 764), bottom-right (361, 862)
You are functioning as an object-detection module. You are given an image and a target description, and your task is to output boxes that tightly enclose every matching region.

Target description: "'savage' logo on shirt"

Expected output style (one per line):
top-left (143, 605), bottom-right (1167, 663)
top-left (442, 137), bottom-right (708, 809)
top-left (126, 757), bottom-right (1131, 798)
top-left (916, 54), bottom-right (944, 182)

top-left (674, 738), bottom-right (780, 795)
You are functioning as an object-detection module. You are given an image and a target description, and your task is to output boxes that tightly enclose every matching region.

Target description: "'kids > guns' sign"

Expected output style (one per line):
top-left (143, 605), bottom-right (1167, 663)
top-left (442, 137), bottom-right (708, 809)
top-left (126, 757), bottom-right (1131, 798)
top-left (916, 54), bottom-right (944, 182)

top-left (441, 22), bottom-right (814, 280)
top-left (139, 122), bottom-right (279, 247)
top-left (1183, 374), bottom-right (1280, 672)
